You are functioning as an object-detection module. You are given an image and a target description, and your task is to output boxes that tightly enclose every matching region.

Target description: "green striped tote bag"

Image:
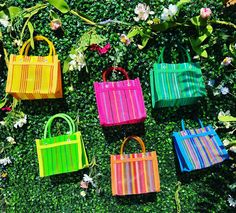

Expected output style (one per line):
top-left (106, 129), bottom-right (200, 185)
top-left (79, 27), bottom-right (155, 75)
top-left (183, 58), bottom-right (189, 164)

top-left (36, 113), bottom-right (89, 177)
top-left (150, 47), bottom-right (206, 108)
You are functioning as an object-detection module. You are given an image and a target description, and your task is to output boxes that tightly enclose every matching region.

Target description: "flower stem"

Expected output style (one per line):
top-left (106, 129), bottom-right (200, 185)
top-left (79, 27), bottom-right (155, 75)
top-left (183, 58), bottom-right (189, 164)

top-left (70, 10), bottom-right (97, 26)
top-left (209, 20), bottom-right (236, 29)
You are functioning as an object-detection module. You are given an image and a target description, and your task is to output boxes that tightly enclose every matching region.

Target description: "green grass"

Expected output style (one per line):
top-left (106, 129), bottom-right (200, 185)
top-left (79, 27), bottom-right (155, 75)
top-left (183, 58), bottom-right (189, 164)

top-left (0, 0), bottom-right (235, 212)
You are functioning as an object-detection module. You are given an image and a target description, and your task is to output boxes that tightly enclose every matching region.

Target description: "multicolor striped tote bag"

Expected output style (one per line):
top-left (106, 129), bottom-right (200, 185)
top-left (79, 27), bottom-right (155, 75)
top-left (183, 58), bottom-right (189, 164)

top-left (150, 47), bottom-right (206, 108)
top-left (94, 67), bottom-right (147, 126)
top-left (6, 35), bottom-right (63, 100)
top-left (35, 113), bottom-right (89, 177)
top-left (110, 136), bottom-right (160, 196)
top-left (173, 119), bottom-right (229, 172)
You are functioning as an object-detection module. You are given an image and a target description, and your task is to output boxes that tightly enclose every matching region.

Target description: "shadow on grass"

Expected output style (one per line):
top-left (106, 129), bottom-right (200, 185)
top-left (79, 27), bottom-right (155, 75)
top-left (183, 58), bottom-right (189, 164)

top-left (49, 168), bottom-right (89, 185)
top-left (102, 122), bottom-right (146, 145)
top-left (115, 192), bottom-right (157, 205)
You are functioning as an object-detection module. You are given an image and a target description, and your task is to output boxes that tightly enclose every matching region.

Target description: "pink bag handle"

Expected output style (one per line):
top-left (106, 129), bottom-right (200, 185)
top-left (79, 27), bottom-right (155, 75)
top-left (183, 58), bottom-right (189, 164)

top-left (102, 67), bottom-right (129, 82)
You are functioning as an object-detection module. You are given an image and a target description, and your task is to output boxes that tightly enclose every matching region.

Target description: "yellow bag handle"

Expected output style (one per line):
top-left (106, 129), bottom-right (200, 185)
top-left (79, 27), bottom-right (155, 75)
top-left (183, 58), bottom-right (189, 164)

top-left (24, 40), bottom-right (56, 56)
top-left (120, 136), bottom-right (146, 155)
top-left (19, 35), bottom-right (56, 56)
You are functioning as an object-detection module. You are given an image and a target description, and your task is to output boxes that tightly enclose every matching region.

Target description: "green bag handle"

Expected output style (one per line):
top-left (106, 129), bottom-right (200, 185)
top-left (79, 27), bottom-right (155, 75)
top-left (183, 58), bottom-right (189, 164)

top-left (157, 46), bottom-right (192, 63)
top-left (181, 119), bottom-right (204, 131)
top-left (43, 113), bottom-right (76, 139)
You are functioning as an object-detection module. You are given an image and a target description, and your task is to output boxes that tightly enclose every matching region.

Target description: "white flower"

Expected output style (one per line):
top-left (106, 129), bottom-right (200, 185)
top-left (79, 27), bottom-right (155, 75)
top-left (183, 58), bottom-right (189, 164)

top-left (13, 39), bottom-right (23, 47)
top-left (80, 191), bottom-right (86, 197)
top-left (0, 121), bottom-right (5, 126)
top-left (168, 4), bottom-right (178, 16)
top-left (223, 139), bottom-right (230, 146)
top-left (207, 79), bottom-right (215, 87)
top-left (213, 89), bottom-right (220, 96)
top-left (221, 57), bottom-right (232, 66)
top-left (6, 136), bottom-right (16, 144)
top-left (218, 110), bottom-right (231, 117)
top-left (161, 8), bottom-right (171, 21)
top-left (14, 115), bottom-right (27, 128)
top-left (229, 146), bottom-right (236, 153)
top-left (161, 4), bottom-right (178, 21)
top-left (134, 3), bottom-right (154, 22)
top-left (68, 51), bottom-right (86, 71)
top-left (83, 174), bottom-right (96, 187)
top-left (224, 122), bottom-right (231, 129)
top-left (0, 157), bottom-right (11, 166)
top-left (228, 195), bottom-right (236, 207)
top-left (220, 86), bottom-right (229, 95)
top-left (0, 15), bottom-right (10, 28)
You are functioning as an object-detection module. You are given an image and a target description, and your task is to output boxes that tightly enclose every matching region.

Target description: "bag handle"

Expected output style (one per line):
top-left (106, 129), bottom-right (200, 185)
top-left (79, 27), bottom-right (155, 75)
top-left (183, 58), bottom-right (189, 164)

top-left (19, 35), bottom-right (56, 56)
top-left (181, 119), bottom-right (204, 131)
top-left (157, 46), bottom-right (191, 63)
top-left (120, 136), bottom-right (146, 155)
top-left (24, 41), bottom-right (56, 56)
top-left (43, 113), bottom-right (76, 139)
top-left (102, 67), bottom-right (129, 82)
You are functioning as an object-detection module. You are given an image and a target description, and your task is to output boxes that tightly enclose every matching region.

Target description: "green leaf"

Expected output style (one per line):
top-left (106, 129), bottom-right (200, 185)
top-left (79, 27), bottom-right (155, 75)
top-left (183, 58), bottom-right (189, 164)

top-left (127, 28), bottom-right (140, 38)
top-left (190, 25), bottom-right (213, 47)
top-left (190, 40), bottom-right (208, 58)
top-left (50, 10), bottom-right (60, 20)
top-left (0, 97), bottom-right (7, 109)
top-left (0, 11), bottom-right (6, 19)
top-left (190, 16), bottom-right (207, 27)
top-left (218, 115), bottom-right (236, 122)
top-left (63, 57), bottom-right (71, 73)
top-left (151, 22), bottom-right (175, 32)
top-left (8, 6), bottom-right (22, 20)
top-left (190, 25), bottom-right (213, 58)
top-left (89, 33), bottom-right (106, 46)
top-left (176, 0), bottom-right (191, 8)
top-left (12, 98), bottom-right (19, 109)
top-left (0, 3), bottom-right (7, 11)
top-left (229, 43), bottom-right (236, 57)
top-left (27, 21), bottom-right (34, 49)
top-left (138, 37), bottom-right (149, 50)
top-left (48, 0), bottom-right (70, 14)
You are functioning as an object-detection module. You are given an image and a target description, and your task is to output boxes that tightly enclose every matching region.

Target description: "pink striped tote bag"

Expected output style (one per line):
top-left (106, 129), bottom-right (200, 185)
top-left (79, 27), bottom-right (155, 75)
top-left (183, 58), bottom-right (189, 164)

top-left (94, 67), bottom-right (147, 126)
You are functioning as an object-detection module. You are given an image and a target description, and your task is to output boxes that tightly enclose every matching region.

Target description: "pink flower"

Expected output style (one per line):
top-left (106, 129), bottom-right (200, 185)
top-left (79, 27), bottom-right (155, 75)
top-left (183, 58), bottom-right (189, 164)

top-left (200, 8), bottom-right (212, 19)
top-left (90, 44), bottom-right (100, 51)
top-left (1, 107), bottom-right (12, 112)
top-left (50, 19), bottom-right (62, 31)
top-left (80, 181), bottom-right (89, 189)
top-left (98, 43), bottom-right (111, 55)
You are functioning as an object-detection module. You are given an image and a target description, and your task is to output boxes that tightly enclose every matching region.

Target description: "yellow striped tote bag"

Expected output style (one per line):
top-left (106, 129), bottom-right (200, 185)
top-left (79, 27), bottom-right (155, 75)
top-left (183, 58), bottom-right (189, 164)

top-left (110, 136), bottom-right (160, 196)
top-left (6, 35), bottom-right (63, 100)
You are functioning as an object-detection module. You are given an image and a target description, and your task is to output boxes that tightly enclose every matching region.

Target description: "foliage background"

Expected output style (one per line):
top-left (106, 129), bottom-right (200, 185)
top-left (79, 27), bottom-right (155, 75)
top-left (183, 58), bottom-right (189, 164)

top-left (0, 0), bottom-right (235, 212)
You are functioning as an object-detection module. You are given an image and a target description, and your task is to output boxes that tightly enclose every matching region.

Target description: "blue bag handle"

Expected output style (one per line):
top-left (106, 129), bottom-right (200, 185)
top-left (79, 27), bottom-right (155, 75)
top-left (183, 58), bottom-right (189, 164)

top-left (181, 119), bottom-right (204, 131)
top-left (157, 46), bottom-right (192, 63)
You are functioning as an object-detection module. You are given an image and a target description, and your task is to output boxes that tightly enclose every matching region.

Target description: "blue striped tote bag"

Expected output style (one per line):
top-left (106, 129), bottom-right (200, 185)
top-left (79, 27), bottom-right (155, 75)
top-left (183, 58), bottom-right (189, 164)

top-left (173, 119), bottom-right (229, 172)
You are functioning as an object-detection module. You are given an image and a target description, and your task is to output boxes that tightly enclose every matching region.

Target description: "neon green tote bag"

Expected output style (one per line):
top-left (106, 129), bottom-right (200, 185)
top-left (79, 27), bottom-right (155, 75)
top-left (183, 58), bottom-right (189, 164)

top-left (150, 47), bottom-right (206, 108)
top-left (36, 113), bottom-right (89, 177)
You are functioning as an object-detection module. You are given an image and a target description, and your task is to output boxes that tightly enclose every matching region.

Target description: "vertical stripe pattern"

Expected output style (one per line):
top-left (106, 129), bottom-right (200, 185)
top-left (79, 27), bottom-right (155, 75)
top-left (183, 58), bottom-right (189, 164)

top-left (35, 132), bottom-right (89, 177)
top-left (5, 54), bottom-right (63, 100)
top-left (150, 62), bottom-right (207, 108)
top-left (110, 151), bottom-right (160, 196)
top-left (94, 78), bottom-right (147, 126)
top-left (173, 125), bottom-right (229, 172)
